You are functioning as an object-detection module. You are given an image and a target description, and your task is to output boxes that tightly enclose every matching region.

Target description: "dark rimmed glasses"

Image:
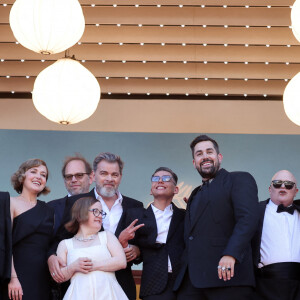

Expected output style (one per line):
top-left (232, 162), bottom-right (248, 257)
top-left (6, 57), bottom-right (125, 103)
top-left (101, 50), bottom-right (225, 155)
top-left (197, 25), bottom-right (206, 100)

top-left (271, 180), bottom-right (296, 190)
top-left (151, 175), bottom-right (174, 183)
top-left (64, 172), bottom-right (89, 182)
top-left (88, 208), bottom-right (107, 218)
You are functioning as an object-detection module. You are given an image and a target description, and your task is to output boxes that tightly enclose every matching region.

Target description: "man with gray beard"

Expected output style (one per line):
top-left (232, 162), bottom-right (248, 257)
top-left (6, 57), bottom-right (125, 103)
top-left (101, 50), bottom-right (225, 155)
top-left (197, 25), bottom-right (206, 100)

top-left (86, 152), bottom-right (144, 300)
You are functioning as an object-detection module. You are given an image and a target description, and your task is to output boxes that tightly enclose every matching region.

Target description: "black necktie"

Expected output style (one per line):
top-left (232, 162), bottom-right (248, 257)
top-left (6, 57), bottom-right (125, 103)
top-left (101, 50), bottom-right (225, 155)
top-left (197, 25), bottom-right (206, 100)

top-left (276, 204), bottom-right (295, 215)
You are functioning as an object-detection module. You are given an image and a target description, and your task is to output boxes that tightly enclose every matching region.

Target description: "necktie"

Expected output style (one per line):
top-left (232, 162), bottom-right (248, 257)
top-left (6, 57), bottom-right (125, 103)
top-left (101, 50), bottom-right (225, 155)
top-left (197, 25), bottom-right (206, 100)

top-left (276, 203), bottom-right (295, 215)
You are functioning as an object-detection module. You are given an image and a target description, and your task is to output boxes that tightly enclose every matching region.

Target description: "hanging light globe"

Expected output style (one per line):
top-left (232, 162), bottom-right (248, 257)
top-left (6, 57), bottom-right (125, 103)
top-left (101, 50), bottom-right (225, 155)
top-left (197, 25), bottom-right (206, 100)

top-left (32, 58), bottom-right (100, 125)
top-left (291, 0), bottom-right (300, 43)
top-left (283, 72), bottom-right (300, 126)
top-left (9, 0), bottom-right (85, 55)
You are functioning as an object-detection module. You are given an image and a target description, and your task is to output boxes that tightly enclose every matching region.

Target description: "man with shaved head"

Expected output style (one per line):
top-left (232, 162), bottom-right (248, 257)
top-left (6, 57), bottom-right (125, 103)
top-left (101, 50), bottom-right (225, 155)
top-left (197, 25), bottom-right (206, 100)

top-left (252, 170), bottom-right (300, 300)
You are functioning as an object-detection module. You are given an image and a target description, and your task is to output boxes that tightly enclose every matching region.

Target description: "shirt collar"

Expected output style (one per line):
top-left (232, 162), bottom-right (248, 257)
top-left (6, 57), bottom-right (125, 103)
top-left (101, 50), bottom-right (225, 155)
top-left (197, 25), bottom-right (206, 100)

top-left (151, 202), bottom-right (173, 213)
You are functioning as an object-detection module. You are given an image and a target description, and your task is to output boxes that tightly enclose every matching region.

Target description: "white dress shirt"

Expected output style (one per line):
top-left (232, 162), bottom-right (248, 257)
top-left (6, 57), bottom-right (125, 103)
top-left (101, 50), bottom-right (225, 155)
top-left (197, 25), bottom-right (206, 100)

top-left (94, 189), bottom-right (123, 234)
top-left (151, 203), bottom-right (173, 272)
top-left (259, 200), bottom-right (300, 268)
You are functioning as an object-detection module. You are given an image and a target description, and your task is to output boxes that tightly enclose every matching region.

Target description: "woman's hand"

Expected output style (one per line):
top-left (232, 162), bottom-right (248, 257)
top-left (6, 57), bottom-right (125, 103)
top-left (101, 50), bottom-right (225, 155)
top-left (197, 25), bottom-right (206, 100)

top-left (71, 257), bottom-right (93, 274)
top-left (8, 277), bottom-right (23, 300)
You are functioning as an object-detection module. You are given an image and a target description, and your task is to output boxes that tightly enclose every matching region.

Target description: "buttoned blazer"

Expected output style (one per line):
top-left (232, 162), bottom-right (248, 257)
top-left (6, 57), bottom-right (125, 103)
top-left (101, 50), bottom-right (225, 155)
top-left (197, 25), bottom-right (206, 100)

top-left (251, 198), bottom-right (300, 268)
top-left (126, 203), bottom-right (185, 298)
top-left (49, 188), bottom-right (143, 300)
top-left (0, 192), bottom-right (12, 293)
top-left (174, 168), bottom-right (259, 290)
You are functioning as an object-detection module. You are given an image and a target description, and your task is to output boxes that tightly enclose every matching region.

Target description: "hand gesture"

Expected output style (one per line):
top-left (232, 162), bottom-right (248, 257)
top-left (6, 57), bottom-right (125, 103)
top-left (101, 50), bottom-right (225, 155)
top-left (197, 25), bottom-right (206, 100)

top-left (72, 257), bottom-right (93, 274)
top-left (118, 219), bottom-right (144, 248)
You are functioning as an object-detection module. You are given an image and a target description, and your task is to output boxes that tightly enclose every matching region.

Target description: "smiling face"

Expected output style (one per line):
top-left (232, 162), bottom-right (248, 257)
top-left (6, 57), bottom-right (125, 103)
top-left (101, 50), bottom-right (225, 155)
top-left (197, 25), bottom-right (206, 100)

top-left (23, 165), bottom-right (47, 195)
top-left (150, 170), bottom-right (178, 199)
top-left (64, 160), bottom-right (93, 196)
top-left (192, 141), bottom-right (223, 180)
top-left (269, 170), bottom-right (298, 207)
top-left (94, 160), bottom-right (122, 198)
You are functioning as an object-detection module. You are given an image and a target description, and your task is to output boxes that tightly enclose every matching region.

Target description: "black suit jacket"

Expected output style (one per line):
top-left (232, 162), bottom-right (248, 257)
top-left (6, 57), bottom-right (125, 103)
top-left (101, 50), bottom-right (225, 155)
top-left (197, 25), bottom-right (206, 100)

top-left (252, 198), bottom-right (300, 267)
top-left (174, 168), bottom-right (259, 290)
top-left (48, 188), bottom-right (143, 300)
top-left (0, 192), bottom-right (12, 300)
top-left (126, 203), bottom-right (185, 298)
top-left (47, 195), bottom-right (68, 235)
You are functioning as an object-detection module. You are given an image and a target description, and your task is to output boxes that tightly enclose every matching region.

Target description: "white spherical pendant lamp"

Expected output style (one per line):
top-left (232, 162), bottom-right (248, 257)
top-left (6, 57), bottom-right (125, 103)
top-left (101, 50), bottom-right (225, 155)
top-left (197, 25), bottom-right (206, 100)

top-left (291, 0), bottom-right (300, 43)
top-left (283, 72), bottom-right (300, 126)
top-left (32, 58), bottom-right (100, 125)
top-left (9, 0), bottom-right (85, 55)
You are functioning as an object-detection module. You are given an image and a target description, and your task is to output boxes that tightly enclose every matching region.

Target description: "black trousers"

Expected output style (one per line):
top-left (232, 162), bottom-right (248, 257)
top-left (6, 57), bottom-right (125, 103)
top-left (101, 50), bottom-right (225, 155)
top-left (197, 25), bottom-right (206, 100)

top-left (176, 270), bottom-right (255, 300)
top-left (142, 274), bottom-right (176, 300)
top-left (255, 263), bottom-right (300, 300)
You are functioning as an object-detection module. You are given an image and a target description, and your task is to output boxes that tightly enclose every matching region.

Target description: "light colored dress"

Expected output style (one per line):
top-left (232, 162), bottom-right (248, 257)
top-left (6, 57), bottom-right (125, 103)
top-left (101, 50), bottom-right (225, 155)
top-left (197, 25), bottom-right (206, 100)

top-left (63, 231), bottom-right (128, 300)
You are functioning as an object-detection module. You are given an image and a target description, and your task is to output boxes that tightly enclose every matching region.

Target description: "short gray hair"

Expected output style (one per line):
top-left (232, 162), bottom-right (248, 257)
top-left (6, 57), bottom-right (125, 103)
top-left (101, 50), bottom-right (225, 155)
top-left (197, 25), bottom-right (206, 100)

top-left (93, 152), bottom-right (124, 174)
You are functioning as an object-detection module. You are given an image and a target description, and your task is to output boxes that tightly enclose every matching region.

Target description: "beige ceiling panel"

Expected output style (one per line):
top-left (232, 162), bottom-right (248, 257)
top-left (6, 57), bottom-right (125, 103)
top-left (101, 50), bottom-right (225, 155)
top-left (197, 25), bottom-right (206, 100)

top-left (0, 77), bottom-right (34, 91)
top-left (81, 26), bottom-right (297, 45)
top-left (1, 24), bottom-right (298, 45)
top-left (1, 43), bottom-right (300, 63)
top-left (81, 7), bottom-right (291, 26)
top-left (3, 1), bottom-right (293, 6)
top-left (99, 78), bottom-right (285, 94)
top-left (0, 61), bottom-right (298, 79)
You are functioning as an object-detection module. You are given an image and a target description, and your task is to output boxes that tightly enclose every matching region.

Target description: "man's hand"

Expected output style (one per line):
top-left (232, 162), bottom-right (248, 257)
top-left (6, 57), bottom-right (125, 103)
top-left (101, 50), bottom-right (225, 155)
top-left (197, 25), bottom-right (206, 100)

top-left (8, 277), bottom-right (23, 300)
top-left (118, 219), bottom-right (144, 248)
top-left (217, 255), bottom-right (236, 281)
top-left (124, 245), bottom-right (140, 262)
top-left (48, 254), bottom-right (66, 283)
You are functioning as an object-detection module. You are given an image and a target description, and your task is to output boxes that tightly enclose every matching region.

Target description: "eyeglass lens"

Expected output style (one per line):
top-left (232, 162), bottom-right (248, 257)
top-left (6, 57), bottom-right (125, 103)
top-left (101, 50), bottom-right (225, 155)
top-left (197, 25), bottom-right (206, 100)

top-left (152, 175), bottom-right (172, 182)
top-left (64, 173), bottom-right (87, 181)
top-left (272, 180), bottom-right (295, 190)
top-left (89, 209), bottom-right (106, 218)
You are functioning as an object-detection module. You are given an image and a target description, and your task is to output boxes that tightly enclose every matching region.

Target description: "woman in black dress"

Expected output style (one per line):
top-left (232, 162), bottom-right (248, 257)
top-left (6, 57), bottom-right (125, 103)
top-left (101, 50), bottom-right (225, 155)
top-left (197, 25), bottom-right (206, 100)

top-left (5, 159), bottom-right (54, 300)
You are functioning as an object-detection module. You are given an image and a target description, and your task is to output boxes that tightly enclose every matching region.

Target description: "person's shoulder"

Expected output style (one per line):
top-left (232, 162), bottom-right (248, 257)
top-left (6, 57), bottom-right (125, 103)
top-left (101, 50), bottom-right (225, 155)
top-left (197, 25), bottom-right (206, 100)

top-left (228, 170), bottom-right (256, 182)
top-left (47, 195), bottom-right (68, 207)
top-left (122, 195), bottom-right (144, 207)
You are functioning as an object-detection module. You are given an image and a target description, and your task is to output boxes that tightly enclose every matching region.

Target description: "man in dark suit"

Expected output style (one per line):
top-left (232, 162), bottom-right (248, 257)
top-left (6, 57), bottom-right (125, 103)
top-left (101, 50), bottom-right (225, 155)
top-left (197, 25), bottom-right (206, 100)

top-left (47, 154), bottom-right (93, 234)
top-left (48, 152), bottom-right (143, 300)
top-left (252, 170), bottom-right (300, 300)
top-left (174, 134), bottom-right (259, 300)
top-left (120, 167), bottom-right (185, 300)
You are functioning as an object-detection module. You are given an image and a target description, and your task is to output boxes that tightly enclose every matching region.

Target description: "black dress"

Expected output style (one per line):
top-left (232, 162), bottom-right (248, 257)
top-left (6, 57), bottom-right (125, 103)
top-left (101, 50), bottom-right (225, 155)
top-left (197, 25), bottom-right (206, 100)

top-left (5, 200), bottom-right (54, 300)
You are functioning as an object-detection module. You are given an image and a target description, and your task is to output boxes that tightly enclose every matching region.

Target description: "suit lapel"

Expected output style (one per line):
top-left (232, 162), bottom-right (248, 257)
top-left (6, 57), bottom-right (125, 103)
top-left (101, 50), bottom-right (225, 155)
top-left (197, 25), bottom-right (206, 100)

top-left (143, 205), bottom-right (158, 244)
top-left (115, 195), bottom-right (129, 237)
top-left (167, 203), bottom-right (181, 242)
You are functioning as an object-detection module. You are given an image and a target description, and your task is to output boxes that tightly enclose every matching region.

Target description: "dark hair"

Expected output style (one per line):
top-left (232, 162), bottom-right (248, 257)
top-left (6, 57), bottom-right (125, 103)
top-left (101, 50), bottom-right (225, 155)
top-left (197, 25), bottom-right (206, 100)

top-left (190, 135), bottom-right (220, 157)
top-left (93, 152), bottom-right (124, 175)
top-left (11, 158), bottom-right (50, 196)
top-left (61, 154), bottom-right (92, 177)
top-left (152, 167), bottom-right (178, 184)
top-left (65, 197), bottom-right (98, 234)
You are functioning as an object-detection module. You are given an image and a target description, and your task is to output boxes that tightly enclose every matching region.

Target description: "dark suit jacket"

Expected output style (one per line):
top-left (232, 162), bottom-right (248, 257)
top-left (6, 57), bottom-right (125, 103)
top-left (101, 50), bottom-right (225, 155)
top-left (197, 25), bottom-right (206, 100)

top-left (0, 192), bottom-right (12, 299)
top-left (174, 168), bottom-right (259, 290)
top-left (252, 198), bottom-right (300, 267)
top-left (126, 203), bottom-right (185, 298)
top-left (48, 188), bottom-right (143, 300)
top-left (47, 195), bottom-right (68, 235)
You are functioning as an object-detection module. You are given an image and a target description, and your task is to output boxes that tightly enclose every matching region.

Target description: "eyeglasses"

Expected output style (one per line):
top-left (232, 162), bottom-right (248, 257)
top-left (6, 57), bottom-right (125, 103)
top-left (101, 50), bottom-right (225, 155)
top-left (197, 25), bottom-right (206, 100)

top-left (64, 173), bottom-right (89, 182)
top-left (151, 175), bottom-right (174, 183)
top-left (88, 208), bottom-right (107, 218)
top-left (271, 180), bottom-right (296, 190)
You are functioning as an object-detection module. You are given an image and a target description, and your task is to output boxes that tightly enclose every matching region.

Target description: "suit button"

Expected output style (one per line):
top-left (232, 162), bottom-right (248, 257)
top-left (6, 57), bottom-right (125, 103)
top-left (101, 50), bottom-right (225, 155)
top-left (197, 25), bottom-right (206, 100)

top-left (189, 236), bottom-right (193, 240)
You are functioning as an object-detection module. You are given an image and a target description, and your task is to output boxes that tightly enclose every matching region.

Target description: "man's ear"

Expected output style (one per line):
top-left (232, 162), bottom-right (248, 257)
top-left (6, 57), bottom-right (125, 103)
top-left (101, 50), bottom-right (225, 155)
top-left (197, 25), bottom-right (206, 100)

top-left (89, 171), bottom-right (94, 184)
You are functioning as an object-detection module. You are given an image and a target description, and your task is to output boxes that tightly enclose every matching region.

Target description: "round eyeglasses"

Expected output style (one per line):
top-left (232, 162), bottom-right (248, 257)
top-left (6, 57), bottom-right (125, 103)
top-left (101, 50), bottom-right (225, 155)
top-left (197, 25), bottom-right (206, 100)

top-left (88, 208), bottom-right (107, 218)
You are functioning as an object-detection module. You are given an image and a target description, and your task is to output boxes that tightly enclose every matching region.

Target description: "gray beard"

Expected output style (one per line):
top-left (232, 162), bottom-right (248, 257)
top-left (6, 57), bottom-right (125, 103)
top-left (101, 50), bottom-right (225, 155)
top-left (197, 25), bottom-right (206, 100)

top-left (98, 186), bottom-right (117, 198)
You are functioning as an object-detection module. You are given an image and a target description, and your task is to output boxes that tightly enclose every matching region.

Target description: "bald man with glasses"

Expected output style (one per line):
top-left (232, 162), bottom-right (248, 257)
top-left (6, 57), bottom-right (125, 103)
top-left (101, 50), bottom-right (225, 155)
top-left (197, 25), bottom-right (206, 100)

top-left (252, 170), bottom-right (300, 300)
